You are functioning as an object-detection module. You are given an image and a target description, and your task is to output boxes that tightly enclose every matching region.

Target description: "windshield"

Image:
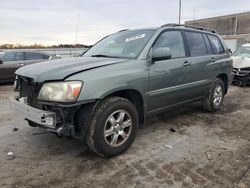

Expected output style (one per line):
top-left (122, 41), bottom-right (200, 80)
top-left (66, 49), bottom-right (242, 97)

top-left (233, 46), bottom-right (250, 57)
top-left (83, 30), bottom-right (156, 59)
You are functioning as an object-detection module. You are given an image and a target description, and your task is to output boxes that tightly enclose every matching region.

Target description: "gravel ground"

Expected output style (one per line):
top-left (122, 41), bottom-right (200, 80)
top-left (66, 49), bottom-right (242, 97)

top-left (0, 84), bottom-right (249, 188)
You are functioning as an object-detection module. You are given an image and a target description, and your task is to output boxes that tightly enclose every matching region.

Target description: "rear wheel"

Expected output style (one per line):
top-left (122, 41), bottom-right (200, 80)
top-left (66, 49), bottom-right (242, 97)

top-left (86, 97), bottom-right (138, 157)
top-left (202, 78), bottom-right (225, 112)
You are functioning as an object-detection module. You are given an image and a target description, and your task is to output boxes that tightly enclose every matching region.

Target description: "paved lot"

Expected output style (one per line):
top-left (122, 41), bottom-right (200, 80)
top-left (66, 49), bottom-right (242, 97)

top-left (0, 84), bottom-right (249, 188)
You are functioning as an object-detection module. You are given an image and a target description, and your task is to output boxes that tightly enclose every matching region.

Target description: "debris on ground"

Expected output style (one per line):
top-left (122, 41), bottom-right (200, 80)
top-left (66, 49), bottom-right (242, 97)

top-left (165, 145), bottom-right (173, 149)
top-left (12, 127), bottom-right (18, 131)
top-left (206, 151), bottom-right (212, 160)
top-left (7, 151), bottom-right (15, 160)
top-left (170, 128), bottom-right (176, 132)
top-left (7, 151), bottom-right (14, 156)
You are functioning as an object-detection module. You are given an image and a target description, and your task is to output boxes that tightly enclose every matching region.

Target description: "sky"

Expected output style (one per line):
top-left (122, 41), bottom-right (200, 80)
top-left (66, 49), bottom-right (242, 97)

top-left (0, 0), bottom-right (250, 45)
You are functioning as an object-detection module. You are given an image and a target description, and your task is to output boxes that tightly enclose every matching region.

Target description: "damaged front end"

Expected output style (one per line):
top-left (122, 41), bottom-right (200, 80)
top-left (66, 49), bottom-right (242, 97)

top-left (232, 67), bottom-right (250, 86)
top-left (10, 76), bottom-right (87, 138)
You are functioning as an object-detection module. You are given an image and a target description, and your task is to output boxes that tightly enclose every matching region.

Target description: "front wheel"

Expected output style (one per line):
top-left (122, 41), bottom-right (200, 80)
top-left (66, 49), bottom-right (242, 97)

top-left (202, 78), bottom-right (225, 112)
top-left (86, 97), bottom-right (138, 157)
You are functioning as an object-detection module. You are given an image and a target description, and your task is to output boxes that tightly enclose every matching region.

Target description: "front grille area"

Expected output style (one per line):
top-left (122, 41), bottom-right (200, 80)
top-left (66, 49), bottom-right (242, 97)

top-left (233, 68), bottom-right (250, 76)
top-left (241, 67), bottom-right (250, 71)
top-left (17, 76), bottom-right (42, 109)
top-left (16, 76), bottom-right (80, 136)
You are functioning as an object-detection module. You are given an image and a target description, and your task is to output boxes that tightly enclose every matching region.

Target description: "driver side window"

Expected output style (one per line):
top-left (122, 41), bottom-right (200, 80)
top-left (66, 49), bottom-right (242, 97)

top-left (153, 31), bottom-right (185, 59)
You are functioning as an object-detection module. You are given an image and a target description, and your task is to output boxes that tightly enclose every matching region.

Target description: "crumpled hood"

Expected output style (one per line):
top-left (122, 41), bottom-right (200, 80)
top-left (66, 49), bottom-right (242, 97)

top-left (16, 56), bottom-right (128, 82)
top-left (232, 56), bottom-right (250, 69)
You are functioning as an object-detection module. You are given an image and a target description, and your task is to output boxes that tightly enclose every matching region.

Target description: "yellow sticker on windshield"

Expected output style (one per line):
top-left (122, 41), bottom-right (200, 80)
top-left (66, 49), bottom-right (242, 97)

top-left (125, 34), bottom-right (145, 42)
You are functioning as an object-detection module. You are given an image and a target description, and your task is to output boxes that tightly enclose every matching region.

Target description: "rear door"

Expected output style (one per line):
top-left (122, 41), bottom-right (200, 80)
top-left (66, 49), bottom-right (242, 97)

top-left (24, 52), bottom-right (50, 65)
top-left (148, 30), bottom-right (193, 112)
top-left (183, 31), bottom-right (213, 97)
top-left (0, 52), bottom-right (25, 81)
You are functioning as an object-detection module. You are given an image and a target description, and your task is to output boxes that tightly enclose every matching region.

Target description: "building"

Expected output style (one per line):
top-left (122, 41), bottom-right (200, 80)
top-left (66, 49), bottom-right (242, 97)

top-left (185, 11), bottom-right (250, 51)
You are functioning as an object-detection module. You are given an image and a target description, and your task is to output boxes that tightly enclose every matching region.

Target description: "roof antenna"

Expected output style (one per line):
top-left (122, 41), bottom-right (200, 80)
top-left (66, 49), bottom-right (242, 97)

top-left (74, 14), bottom-right (80, 57)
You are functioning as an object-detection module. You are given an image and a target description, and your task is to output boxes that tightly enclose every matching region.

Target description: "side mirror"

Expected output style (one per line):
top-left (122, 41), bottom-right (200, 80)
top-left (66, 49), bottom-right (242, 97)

top-left (0, 59), bottom-right (3, 64)
top-left (151, 47), bottom-right (172, 62)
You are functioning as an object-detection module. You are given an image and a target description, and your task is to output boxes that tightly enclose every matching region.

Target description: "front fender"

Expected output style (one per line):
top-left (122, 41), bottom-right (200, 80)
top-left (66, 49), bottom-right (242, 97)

top-left (65, 60), bottom-right (148, 103)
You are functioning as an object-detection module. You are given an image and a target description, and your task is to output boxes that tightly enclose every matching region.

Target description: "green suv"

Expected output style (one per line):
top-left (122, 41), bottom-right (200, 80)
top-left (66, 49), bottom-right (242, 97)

top-left (10, 24), bottom-right (233, 157)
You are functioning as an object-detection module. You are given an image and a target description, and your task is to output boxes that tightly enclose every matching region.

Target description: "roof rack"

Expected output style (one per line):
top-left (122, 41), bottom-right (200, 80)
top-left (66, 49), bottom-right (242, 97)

top-left (118, 29), bottom-right (130, 32)
top-left (160, 23), bottom-right (217, 33)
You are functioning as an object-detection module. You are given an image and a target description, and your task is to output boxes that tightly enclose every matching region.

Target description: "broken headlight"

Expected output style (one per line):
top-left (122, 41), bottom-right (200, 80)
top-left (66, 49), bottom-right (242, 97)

top-left (38, 81), bottom-right (83, 102)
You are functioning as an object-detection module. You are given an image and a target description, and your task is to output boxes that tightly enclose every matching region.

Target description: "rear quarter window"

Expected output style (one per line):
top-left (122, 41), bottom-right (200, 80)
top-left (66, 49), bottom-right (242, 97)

top-left (207, 35), bottom-right (225, 55)
top-left (185, 31), bottom-right (207, 57)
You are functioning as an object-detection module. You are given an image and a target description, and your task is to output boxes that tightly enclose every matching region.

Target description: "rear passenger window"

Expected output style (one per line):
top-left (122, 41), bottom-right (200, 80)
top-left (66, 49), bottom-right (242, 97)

top-left (207, 35), bottom-right (225, 54)
top-left (185, 32), bottom-right (207, 56)
top-left (203, 34), bottom-right (213, 55)
top-left (153, 31), bottom-right (185, 59)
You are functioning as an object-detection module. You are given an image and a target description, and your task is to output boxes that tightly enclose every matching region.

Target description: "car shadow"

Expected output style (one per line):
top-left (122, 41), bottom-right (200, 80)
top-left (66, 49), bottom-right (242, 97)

top-left (0, 82), bottom-right (14, 86)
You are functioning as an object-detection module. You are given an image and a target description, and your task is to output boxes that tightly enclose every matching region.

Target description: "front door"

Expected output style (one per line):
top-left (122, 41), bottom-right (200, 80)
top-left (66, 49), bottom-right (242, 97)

top-left (148, 30), bottom-right (193, 112)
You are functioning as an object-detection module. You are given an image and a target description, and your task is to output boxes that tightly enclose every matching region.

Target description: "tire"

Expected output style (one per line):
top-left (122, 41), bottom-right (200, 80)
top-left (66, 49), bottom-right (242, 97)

top-left (86, 97), bottom-right (138, 157)
top-left (202, 78), bottom-right (225, 112)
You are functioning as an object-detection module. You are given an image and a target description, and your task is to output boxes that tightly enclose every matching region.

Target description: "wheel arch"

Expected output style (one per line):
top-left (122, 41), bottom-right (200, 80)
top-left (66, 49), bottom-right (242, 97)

top-left (216, 73), bottom-right (228, 94)
top-left (103, 89), bottom-right (145, 125)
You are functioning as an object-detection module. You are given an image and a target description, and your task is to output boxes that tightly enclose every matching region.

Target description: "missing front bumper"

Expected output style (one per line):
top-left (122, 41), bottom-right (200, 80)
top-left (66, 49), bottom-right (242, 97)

top-left (9, 97), bottom-right (56, 129)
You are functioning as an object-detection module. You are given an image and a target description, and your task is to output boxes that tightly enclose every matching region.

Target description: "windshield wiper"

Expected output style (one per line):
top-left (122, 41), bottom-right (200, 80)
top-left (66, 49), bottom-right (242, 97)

top-left (91, 54), bottom-right (119, 58)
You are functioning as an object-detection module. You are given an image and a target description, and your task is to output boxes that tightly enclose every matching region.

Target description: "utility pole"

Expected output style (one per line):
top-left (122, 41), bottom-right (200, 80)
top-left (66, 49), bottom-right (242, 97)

top-left (74, 14), bottom-right (80, 45)
top-left (178, 0), bottom-right (182, 24)
top-left (234, 13), bottom-right (238, 35)
top-left (74, 14), bottom-right (80, 56)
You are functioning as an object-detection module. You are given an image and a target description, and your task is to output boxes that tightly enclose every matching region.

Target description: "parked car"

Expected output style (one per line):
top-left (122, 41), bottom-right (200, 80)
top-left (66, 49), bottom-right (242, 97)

top-left (10, 24), bottom-right (233, 157)
top-left (232, 43), bottom-right (250, 86)
top-left (0, 50), bottom-right (61, 83)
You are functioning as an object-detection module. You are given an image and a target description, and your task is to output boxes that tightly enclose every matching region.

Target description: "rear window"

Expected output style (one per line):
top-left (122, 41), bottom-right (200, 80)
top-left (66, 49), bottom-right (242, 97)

top-left (185, 32), bottom-right (207, 56)
top-left (25, 52), bottom-right (49, 60)
top-left (207, 35), bottom-right (225, 54)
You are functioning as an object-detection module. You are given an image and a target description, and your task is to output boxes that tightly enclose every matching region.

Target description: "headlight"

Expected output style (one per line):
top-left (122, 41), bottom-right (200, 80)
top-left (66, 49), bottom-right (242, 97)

top-left (38, 81), bottom-right (83, 102)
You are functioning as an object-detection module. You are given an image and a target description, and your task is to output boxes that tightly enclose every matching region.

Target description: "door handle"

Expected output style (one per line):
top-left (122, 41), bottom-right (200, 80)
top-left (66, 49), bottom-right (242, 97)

top-left (183, 61), bottom-right (191, 66)
top-left (211, 57), bottom-right (216, 62)
top-left (18, 63), bottom-right (24, 66)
